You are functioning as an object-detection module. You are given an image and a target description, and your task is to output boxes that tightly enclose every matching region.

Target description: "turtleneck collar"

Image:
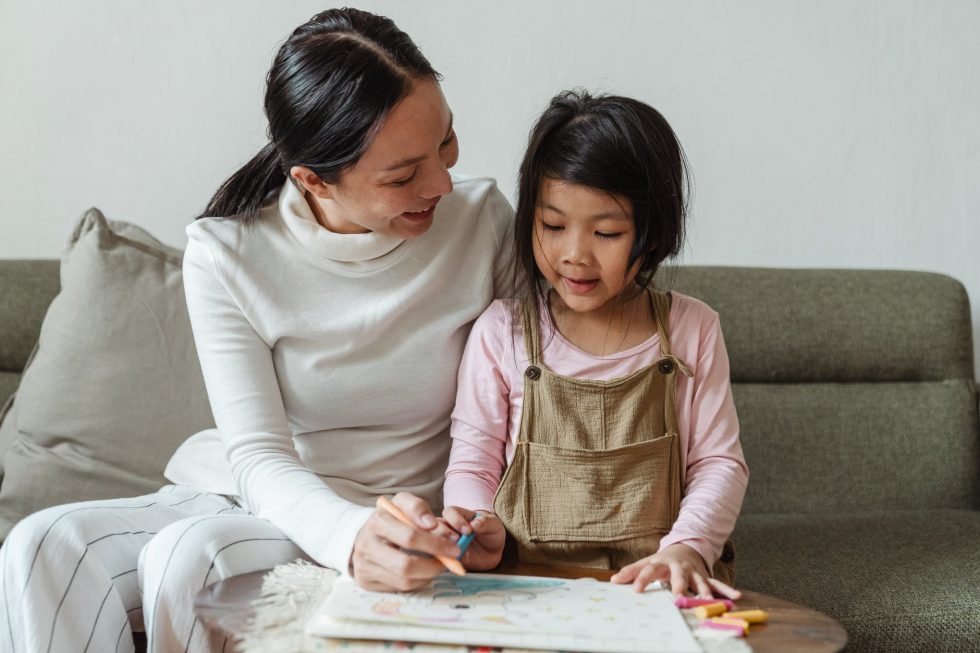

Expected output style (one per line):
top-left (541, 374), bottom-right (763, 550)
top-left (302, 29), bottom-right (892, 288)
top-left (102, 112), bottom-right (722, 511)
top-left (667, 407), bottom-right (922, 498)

top-left (277, 181), bottom-right (406, 263)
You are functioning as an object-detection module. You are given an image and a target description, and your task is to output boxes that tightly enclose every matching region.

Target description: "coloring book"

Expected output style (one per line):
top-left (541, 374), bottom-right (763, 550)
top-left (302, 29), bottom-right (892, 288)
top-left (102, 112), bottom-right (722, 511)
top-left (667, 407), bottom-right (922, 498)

top-left (305, 573), bottom-right (702, 653)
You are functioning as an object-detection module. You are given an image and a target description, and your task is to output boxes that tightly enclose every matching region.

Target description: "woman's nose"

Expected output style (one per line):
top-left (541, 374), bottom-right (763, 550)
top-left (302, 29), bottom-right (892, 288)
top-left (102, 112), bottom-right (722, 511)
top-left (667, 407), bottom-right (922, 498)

top-left (419, 164), bottom-right (453, 199)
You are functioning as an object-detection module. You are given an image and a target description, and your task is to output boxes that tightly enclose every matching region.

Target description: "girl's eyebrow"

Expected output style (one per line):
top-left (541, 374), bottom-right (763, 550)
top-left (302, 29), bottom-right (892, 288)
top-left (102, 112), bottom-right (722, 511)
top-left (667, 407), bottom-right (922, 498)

top-left (381, 113), bottom-right (454, 172)
top-left (542, 204), bottom-right (629, 221)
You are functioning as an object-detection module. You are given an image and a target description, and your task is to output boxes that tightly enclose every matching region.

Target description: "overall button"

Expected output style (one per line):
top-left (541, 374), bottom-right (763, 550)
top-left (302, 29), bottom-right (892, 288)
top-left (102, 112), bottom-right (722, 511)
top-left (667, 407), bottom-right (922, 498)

top-left (720, 541), bottom-right (736, 563)
top-left (657, 359), bottom-right (675, 375)
top-left (524, 366), bottom-right (541, 380)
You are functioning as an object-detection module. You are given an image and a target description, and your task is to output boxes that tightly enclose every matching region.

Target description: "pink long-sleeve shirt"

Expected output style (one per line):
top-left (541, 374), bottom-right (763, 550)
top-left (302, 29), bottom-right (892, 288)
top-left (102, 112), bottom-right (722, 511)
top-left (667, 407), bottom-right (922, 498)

top-left (444, 292), bottom-right (748, 568)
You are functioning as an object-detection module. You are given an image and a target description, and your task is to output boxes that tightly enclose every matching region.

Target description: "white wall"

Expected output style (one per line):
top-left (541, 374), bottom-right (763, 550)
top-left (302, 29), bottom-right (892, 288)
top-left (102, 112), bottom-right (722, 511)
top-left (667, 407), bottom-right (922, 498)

top-left (2, 0), bottom-right (978, 374)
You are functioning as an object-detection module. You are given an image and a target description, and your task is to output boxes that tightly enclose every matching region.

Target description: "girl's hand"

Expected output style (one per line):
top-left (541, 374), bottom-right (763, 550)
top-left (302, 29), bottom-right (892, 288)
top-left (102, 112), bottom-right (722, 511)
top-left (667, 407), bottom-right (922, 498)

top-left (442, 506), bottom-right (506, 571)
top-left (350, 492), bottom-right (461, 592)
top-left (610, 543), bottom-right (742, 599)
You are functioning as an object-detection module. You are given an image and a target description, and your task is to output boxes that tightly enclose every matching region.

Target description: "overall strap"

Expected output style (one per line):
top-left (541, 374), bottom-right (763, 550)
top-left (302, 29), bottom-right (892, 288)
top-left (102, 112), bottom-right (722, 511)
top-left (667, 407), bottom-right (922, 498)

top-left (520, 294), bottom-right (543, 366)
top-left (650, 289), bottom-right (693, 378)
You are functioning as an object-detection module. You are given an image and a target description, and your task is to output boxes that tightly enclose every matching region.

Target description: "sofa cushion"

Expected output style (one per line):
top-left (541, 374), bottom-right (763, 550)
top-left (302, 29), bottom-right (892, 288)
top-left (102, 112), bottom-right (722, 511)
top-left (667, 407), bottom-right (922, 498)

top-left (734, 380), bottom-right (980, 514)
top-left (664, 266), bottom-right (975, 383)
top-left (0, 260), bottom-right (60, 443)
top-left (0, 209), bottom-right (215, 540)
top-left (0, 260), bottom-right (61, 387)
top-left (734, 510), bottom-right (980, 652)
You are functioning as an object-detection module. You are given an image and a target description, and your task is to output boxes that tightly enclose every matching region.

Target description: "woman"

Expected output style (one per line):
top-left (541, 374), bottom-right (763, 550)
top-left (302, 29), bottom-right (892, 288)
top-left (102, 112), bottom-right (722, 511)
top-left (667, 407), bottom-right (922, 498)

top-left (0, 8), bottom-right (512, 652)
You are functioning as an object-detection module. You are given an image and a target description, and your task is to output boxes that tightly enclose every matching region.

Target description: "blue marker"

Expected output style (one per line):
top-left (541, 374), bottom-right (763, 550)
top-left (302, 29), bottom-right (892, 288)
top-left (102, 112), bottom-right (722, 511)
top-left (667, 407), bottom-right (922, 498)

top-left (456, 512), bottom-right (484, 559)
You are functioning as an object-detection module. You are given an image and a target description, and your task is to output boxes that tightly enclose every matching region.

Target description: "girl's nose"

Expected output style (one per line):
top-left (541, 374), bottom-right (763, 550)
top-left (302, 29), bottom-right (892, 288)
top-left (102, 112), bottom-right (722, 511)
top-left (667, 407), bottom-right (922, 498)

top-left (562, 233), bottom-right (592, 265)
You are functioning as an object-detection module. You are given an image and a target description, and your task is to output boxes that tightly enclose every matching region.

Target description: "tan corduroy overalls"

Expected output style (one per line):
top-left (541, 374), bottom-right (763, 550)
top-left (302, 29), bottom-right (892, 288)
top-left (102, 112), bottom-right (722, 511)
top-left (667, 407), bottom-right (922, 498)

top-left (493, 289), bottom-right (735, 583)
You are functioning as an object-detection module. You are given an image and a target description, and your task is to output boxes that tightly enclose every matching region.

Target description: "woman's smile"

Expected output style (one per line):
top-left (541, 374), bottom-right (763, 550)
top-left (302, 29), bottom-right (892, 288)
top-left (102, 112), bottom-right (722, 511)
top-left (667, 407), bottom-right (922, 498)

top-left (400, 199), bottom-right (440, 222)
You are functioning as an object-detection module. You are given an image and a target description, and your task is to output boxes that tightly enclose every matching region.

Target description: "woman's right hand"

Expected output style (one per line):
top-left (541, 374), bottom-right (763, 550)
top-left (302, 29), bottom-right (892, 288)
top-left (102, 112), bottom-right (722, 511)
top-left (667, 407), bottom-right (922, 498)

top-left (350, 492), bottom-right (461, 591)
top-left (442, 506), bottom-right (506, 571)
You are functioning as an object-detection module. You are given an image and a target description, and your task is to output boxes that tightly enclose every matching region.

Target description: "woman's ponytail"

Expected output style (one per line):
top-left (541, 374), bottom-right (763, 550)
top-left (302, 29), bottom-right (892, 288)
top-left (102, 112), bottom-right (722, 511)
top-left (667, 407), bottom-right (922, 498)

top-left (199, 143), bottom-right (285, 223)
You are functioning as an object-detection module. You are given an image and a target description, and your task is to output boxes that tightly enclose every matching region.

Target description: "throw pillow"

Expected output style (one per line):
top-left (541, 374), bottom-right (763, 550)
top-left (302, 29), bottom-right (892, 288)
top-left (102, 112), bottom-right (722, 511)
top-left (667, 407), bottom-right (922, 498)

top-left (0, 208), bottom-right (215, 539)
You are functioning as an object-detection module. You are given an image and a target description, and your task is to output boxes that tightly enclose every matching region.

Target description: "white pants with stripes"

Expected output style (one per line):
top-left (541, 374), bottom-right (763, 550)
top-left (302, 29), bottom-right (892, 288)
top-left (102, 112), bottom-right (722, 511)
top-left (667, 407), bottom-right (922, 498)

top-left (0, 485), bottom-right (311, 653)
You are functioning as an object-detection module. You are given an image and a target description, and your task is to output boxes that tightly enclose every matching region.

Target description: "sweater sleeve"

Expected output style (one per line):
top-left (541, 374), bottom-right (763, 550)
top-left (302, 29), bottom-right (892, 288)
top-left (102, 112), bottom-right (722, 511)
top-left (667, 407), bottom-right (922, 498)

top-left (182, 237), bottom-right (373, 574)
top-left (444, 301), bottom-right (512, 512)
top-left (658, 314), bottom-right (749, 571)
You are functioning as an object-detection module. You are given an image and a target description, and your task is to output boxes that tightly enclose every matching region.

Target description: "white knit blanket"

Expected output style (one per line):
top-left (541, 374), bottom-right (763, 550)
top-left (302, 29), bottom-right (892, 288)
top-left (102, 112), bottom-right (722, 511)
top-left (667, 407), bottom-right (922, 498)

top-left (237, 561), bottom-right (751, 653)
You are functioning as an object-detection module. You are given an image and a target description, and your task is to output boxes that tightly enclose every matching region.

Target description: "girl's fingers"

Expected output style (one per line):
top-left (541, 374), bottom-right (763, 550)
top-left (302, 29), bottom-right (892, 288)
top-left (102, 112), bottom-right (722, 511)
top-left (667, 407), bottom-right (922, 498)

top-left (441, 506), bottom-right (476, 534)
top-left (610, 558), bottom-right (647, 584)
top-left (668, 562), bottom-right (689, 596)
top-left (430, 517), bottom-right (459, 541)
top-left (632, 561), bottom-right (668, 592)
top-left (691, 572), bottom-right (713, 599)
top-left (471, 512), bottom-right (501, 535)
top-left (707, 577), bottom-right (743, 600)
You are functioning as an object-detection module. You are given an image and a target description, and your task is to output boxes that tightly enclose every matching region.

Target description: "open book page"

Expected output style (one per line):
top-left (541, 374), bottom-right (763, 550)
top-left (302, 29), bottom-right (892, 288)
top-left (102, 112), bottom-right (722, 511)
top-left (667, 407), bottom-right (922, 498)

top-left (306, 573), bottom-right (702, 653)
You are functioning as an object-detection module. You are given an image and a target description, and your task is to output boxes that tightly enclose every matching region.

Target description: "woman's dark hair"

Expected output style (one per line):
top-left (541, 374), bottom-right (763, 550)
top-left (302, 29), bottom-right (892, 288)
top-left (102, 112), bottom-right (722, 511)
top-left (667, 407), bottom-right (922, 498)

top-left (200, 8), bottom-right (440, 222)
top-left (513, 89), bottom-right (690, 306)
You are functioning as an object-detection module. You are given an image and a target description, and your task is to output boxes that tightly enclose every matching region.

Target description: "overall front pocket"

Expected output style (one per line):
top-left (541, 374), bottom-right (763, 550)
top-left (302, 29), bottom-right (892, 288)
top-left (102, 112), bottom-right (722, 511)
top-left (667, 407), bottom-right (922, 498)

top-left (524, 433), bottom-right (677, 542)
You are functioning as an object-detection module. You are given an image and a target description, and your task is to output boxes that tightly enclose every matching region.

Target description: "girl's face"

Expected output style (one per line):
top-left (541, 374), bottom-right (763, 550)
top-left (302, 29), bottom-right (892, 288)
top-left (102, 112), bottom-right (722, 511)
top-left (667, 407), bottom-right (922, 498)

top-left (297, 78), bottom-right (459, 239)
top-left (532, 179), bottom-right (639, 314)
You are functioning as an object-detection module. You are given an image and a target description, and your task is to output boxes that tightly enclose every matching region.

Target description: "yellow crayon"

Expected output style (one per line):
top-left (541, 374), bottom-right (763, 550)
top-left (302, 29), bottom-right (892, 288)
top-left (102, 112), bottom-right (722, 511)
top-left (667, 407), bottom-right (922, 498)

top-left (723, 609), bottom-right (769, 624)
top-left (693, 602), bottom-right (729, 619)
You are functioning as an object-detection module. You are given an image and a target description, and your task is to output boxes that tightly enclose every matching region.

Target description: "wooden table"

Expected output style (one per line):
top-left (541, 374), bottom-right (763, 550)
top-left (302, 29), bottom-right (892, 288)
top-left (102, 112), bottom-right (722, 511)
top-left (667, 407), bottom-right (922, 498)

top-left (195, 564), bottom-right (847, 653)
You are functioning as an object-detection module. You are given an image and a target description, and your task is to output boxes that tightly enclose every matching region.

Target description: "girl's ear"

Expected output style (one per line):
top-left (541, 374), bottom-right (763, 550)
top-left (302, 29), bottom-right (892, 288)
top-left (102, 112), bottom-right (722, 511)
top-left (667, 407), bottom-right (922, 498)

top-left (290, 165), bottom-right (334, 200)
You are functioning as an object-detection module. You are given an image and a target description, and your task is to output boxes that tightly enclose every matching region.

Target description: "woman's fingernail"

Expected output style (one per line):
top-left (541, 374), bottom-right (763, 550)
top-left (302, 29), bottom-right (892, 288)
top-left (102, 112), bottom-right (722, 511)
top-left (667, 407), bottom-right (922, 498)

top-left (449, 533), bottom-right (459, 541)
top-left (421, 515), bottom-right (436, 527)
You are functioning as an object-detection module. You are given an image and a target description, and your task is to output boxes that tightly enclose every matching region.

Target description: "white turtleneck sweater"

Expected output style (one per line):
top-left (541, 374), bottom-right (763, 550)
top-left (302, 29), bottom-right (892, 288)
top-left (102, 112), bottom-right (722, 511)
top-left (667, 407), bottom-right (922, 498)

top-left (165, 176), bottom-right (514, 573)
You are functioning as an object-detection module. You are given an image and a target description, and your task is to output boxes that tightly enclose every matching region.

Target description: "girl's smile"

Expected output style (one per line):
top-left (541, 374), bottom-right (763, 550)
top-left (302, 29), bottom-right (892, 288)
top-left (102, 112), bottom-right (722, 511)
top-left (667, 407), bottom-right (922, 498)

top-left (561, 276), bottom-right (600, 294)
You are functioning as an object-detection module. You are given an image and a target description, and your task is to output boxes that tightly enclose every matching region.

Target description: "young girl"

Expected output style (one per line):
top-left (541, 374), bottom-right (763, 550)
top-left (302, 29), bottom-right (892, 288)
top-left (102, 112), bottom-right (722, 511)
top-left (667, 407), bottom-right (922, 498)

top-left (442, 90), bottom-right (748, 599)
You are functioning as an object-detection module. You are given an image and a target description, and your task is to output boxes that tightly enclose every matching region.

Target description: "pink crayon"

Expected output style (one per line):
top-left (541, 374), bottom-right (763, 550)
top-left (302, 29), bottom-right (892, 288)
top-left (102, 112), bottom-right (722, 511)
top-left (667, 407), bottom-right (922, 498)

top-left (674, 596), bottom-right (735, 610)
top-left (701, 618), bottom-right (748, 637)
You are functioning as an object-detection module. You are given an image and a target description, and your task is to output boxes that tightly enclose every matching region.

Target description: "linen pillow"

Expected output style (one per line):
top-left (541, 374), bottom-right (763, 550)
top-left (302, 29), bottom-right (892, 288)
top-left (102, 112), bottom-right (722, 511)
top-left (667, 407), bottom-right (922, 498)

top-left (0, 209), bottom-right (215, 539)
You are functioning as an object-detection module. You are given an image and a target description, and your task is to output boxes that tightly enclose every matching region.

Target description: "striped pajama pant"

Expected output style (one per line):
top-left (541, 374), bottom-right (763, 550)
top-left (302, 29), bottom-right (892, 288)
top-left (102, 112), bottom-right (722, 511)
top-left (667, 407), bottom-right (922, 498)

top-left (0, 485), bottom-right (311, 653)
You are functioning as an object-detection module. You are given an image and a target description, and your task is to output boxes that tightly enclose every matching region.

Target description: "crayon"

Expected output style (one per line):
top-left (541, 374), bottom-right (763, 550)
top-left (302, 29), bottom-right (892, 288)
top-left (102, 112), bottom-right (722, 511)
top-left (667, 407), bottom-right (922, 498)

top-left (376, 496), bottom-right (465, 576)
top-left (693, 602), bottom-right (729, 619)
top-left (723, 609), bottom-right (769, 624)
top-left (456, 532), bottom-right (475, 558)
top-left (455, 511), bottom-right (485, 559)
top-left (674, 596), bottom-right (735, 610)
top-left (704, 617), bottom-right (749, 635)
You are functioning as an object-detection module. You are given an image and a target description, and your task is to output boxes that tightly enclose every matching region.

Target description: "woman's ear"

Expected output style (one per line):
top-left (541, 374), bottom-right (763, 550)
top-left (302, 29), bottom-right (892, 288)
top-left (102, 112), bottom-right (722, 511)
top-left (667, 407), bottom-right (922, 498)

top-left (290, 166), bottom-right (334, 200)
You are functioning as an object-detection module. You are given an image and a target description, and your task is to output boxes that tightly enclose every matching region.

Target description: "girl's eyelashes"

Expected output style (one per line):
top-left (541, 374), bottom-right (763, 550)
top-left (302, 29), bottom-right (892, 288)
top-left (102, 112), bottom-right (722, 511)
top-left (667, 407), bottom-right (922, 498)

top-left (540, 222), bottom-right (624, 240)
top-left (441, 130), bottom-right (457, 148)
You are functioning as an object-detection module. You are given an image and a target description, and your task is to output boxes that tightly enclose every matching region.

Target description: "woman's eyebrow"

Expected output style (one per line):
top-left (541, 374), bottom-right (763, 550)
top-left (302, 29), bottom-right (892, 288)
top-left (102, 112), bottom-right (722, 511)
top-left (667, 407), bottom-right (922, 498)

top-left (381, 113), bottom-right (454, 172)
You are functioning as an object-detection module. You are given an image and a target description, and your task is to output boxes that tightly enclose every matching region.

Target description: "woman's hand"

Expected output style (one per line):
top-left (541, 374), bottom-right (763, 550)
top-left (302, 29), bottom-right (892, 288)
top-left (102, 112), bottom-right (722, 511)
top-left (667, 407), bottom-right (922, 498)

top-left (442, 506), bottom-right (506, 571)
top-left (610, 543), bottom-right (742, 599)
top-left (350, 492), bottom-right (461, 591)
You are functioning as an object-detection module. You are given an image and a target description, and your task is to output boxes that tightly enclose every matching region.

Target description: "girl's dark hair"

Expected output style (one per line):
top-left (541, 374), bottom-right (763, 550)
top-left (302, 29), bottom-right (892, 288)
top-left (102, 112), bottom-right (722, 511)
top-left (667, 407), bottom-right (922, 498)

top-left (200, 8), bottom-right (440, 222)
top-left (514, 89), bottom-right (690, 305)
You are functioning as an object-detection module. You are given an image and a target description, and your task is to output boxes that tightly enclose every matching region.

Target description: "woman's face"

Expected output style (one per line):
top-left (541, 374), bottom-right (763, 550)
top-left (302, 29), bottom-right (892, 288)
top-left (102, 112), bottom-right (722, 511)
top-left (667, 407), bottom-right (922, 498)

top-left (301, 79), bottom-right (459, 239)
